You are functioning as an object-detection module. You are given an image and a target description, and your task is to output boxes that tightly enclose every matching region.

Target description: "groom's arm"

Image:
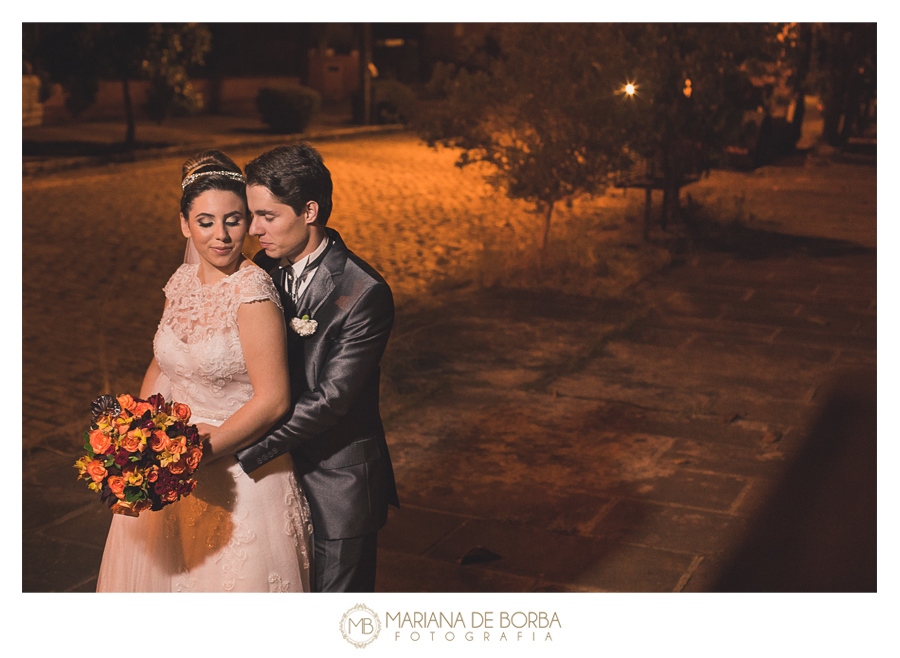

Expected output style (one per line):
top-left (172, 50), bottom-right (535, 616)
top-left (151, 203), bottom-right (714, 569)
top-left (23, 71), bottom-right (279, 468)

top-left (235, 280), bottom-right (393, 473)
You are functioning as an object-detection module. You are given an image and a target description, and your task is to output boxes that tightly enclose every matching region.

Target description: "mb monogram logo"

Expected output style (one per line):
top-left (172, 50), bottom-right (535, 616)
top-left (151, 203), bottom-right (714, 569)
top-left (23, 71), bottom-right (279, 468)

top-left (340, 603), bottom-right (382, 648)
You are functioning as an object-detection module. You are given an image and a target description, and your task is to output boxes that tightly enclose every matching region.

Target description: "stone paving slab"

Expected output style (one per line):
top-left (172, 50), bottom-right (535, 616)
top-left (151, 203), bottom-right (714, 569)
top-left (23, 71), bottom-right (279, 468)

top-left (419, 517), bottom-right (697, 592)
top-left (594, 498), bottom-right (742, 555)
top-left (376, 549), bottom-right (542, 593)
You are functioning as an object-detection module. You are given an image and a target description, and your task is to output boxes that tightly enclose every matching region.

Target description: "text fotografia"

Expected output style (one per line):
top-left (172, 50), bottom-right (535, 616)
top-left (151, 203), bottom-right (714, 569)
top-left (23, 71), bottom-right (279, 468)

top-left (386, 611), bottom-right (561, 642)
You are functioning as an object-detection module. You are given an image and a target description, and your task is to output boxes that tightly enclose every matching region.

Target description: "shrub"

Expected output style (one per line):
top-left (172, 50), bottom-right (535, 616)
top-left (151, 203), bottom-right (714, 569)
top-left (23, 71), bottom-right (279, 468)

top-left (353, 79), bottom-right (418, 125)
top-left (256, 84), bottom-right (321, 133)
top-left (373, 79), bottom-right (418, 124)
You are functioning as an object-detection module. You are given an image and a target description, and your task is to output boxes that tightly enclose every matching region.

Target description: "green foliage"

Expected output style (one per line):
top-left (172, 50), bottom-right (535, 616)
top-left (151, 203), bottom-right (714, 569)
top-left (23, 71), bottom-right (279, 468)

top-left (416, 25), bottom-right (638, 249)
top-left (23, 23), bottom-right (211, 140)
top-left (417, 24), bottom-right (776, 241)
top-left (616, 23), bottom-right (774, 180)
top-left (256, 84), bottom-right (322, 134)
top-left (142, 24), bottom-right (212, 123)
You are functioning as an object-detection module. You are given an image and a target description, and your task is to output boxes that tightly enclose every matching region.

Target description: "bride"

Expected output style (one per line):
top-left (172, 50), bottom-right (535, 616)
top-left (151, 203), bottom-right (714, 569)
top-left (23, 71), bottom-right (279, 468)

top-left (96, 150), bottom-right (313, 592)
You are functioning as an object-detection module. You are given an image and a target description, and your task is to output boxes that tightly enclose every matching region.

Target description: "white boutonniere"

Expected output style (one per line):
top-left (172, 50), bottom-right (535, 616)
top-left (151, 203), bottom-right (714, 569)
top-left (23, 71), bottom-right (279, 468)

top-left (290, 313), bottom-right (318, 336)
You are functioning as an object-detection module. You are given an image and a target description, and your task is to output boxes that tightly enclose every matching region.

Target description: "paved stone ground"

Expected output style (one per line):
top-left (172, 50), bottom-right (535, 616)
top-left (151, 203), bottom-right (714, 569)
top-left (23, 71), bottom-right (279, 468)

top-left (21, 131), bottom-right (876, 592)
top-left (375, 246), bottom-right (876, 592)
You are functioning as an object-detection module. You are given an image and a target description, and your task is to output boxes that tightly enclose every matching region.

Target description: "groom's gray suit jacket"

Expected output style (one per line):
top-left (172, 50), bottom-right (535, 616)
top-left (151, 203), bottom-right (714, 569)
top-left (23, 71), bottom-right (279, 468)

top-left (236, 228), bottom-right (399, 540)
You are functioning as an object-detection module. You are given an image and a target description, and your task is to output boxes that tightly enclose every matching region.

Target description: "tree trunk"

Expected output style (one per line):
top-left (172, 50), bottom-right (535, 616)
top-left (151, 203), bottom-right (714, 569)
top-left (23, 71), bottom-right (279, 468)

top-left (662, 179), bottom-right (681, 230)
top-left (643, 186), bottom-right (653, 241)
top-left (121, 77), bottom-right (135, 148)
top-left (540, 201), bottom-right (554, 253)
top-left (361, 23), bottom-right (373, 126)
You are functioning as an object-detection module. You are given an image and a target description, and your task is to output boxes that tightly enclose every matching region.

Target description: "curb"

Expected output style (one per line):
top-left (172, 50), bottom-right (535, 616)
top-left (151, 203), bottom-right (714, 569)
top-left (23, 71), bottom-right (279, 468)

top-left (23, 123), bottom-right (408, 178)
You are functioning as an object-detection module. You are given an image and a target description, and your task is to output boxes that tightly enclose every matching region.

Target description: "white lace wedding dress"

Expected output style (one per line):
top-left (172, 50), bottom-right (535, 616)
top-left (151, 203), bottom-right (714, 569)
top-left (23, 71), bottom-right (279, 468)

top-left (96, 263), bottom-right (313, 592)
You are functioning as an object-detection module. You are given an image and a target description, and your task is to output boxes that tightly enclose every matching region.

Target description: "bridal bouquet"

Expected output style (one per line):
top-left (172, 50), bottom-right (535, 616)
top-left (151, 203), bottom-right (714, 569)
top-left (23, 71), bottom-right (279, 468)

top-left (74, 393), bottom-right (203, 516)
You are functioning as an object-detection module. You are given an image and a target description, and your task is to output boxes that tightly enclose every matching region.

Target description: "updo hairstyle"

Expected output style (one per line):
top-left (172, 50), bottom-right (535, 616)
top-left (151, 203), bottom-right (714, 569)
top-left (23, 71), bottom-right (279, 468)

top-left (179, 150), bottom-right (248, 217)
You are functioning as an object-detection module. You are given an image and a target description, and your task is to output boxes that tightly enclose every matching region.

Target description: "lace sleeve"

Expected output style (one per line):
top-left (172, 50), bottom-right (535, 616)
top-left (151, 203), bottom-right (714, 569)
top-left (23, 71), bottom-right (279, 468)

top-left (232, 264), bottom-right (283, 313)
top-left (162, 264), bottom-right (192, 300)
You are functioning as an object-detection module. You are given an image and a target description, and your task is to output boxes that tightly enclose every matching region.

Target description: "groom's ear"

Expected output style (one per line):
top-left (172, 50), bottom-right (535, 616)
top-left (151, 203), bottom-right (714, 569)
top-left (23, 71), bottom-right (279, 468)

top-left (180, 213), bottom-right (192, 239)
top-left (304, 201), bottom-right (319, 225)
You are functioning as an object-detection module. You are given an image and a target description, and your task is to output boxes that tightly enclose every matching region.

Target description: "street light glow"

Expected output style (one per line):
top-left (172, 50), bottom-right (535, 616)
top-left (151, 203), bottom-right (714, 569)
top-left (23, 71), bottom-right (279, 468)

top-left (625, 83), bottom-right (635, 96)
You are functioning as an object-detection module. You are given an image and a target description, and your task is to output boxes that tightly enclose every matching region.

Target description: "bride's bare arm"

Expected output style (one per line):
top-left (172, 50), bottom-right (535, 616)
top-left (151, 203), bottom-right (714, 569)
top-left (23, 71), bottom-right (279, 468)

top-left (139, 300), bottom-right (168, 400)
top-left (200, 298), bottom-right (290, 461)
top-left (138, 360), bottom-right (163, 399)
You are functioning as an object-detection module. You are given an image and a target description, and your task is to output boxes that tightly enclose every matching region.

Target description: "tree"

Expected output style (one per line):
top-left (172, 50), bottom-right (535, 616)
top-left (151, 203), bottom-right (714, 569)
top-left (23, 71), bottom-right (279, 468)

top-left (416, 24), bottom-right (636, 253)
top-left (24, 23), bottom-right (211, 147)
top-left (614, 23), bottom-right (776, 230)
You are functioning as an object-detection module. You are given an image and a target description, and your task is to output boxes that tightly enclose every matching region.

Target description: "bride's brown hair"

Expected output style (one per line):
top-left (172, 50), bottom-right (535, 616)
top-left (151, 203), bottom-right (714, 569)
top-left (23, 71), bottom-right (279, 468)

top-left (180, 150), bottom-right (247, 216)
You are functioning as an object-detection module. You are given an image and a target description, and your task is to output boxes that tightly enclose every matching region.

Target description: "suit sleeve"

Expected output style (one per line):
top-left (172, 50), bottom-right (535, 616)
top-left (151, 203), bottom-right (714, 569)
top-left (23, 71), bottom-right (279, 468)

top-left (235, 280), bottom-right (394, 472)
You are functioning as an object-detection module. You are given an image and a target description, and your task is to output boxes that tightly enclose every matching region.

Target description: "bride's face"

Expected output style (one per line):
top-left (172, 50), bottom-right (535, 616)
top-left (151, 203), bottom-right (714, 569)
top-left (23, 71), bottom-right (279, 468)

top-left (180, 190), bottom-right (249, 271)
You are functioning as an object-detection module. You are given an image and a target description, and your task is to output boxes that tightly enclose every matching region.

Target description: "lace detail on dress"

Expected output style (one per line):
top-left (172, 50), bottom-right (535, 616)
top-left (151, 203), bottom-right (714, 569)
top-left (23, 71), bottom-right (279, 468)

top-left (284, 483), bottom-right (314, 570)
top-left (268, 574), bottom-right (292, 592)
top-left (215, 507), bottom-right (256, 591)
top-left (96, 262), bottom-right (313, 593)
top-left (153, 264), bottom-right (282, 419)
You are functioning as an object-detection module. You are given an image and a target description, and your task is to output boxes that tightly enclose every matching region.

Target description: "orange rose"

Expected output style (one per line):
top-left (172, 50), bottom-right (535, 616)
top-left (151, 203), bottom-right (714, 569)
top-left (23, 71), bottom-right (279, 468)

top-left (132, 402), bottom-right (153, 418)
top-left (147, 465), bottom-right (159, 482)
top-left (117, 394), bottom-right (137, 412)
top-left (184, 446), bottom-right (203, 470)
top-left (168, 460), bottom-right (186, 475)
top-left (107, 475), bottom-right (126, 499)
top-left (166, 436), bottom-right (187, 456)
top-left (85, 459), bottom-right (108, 483)
top-left (116, 419), bottom-right (132, 436)
top-left (149, 430), bottom-right (168, 452)
top-left (88, 429), bottom-right (112, 455)
top-left (120, 429), bottom-right (146, 453)
top-left (163, 489), bottom-right (179, 502)
top-left (171, 402), bottom-right (191, 423)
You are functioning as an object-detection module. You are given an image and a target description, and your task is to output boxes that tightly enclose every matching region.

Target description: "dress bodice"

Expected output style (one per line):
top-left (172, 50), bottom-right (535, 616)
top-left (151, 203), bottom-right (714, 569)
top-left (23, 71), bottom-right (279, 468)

top-left (153, 263), bottom-right (282, 422)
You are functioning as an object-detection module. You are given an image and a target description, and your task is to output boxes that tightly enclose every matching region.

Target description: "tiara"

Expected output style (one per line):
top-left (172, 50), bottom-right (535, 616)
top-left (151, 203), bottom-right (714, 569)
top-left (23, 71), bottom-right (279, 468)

top-left (181, 170), bottom-right (246, 190)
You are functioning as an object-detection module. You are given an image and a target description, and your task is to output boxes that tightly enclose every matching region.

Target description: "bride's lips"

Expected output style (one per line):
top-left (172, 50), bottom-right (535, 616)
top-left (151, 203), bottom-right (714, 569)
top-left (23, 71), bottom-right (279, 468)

top-left (210, 246), bottom-right (233, 255)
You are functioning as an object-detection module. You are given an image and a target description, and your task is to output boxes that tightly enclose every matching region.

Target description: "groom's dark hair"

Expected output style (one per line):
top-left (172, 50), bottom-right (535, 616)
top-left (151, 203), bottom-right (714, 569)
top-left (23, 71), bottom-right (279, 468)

top-left (244, 143), bottom-right (333, 226)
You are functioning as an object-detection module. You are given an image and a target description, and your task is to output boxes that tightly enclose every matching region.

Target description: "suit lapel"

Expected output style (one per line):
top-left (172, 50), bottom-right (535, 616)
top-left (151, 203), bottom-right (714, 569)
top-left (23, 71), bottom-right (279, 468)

top-left (295, 228), bottom-right (348, 319)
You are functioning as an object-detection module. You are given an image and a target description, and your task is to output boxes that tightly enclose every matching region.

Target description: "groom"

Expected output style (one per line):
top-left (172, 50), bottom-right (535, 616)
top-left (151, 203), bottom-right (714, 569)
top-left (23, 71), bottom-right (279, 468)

top-left (236, 143), bottom-right (399, 592)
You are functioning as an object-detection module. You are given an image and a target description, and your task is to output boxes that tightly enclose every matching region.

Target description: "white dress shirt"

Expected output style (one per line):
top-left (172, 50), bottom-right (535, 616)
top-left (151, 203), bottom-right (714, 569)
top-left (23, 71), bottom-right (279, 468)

top-left (286, 234), bottom-right (329, 301)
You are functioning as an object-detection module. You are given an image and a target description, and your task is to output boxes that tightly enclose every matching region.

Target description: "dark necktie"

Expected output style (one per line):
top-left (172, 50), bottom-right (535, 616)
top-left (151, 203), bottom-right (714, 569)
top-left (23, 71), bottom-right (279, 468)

top-left (279, 240), bottom-right (331, 312)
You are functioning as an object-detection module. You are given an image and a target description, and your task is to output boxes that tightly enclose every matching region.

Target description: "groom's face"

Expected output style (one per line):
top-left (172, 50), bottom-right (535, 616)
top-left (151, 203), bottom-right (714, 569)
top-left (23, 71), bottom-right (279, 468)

top-left (247, 184), bottom-right (316, 265)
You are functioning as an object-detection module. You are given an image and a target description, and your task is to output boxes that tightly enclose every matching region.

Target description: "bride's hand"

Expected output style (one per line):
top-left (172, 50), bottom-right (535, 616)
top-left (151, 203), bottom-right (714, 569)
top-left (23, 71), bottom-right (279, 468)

top-left (194, 422), bottom-right (217, 439)
top-left (194, 423), bottom-right (220, 463)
